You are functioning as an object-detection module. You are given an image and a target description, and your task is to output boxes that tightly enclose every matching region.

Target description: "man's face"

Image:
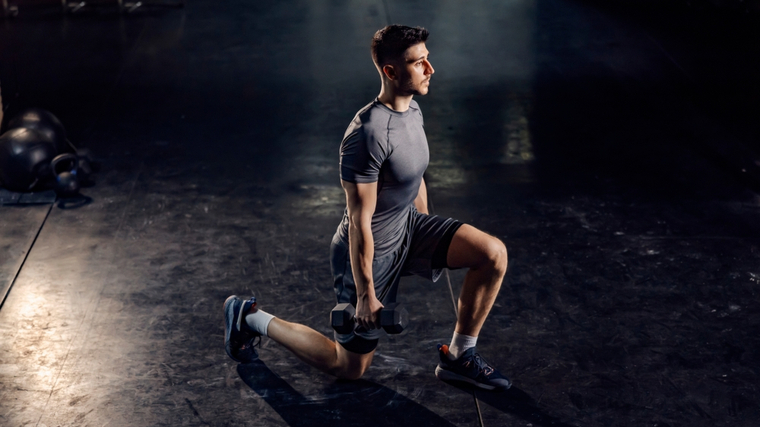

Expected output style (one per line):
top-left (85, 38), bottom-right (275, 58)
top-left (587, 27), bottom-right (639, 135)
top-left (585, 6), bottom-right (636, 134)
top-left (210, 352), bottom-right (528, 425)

top-left (395, 42), bottom-right (434, 96)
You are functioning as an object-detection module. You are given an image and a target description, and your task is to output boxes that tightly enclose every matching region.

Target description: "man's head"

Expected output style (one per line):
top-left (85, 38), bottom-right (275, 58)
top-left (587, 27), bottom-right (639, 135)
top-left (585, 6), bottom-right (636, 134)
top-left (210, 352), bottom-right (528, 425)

top-left (371, 25), bottom-right (434, 96)
top-left (371, 25), bottom-right (429, 68)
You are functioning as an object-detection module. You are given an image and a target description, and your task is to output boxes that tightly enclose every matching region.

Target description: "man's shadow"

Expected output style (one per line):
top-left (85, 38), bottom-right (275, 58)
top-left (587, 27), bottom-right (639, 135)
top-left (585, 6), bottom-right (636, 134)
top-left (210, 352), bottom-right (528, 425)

top-left (444, 380), bottom-right (579, 427)
top-left (237, 360), bottom-right (457, 426)
top-left (237, 361), bottom-right (577, 427)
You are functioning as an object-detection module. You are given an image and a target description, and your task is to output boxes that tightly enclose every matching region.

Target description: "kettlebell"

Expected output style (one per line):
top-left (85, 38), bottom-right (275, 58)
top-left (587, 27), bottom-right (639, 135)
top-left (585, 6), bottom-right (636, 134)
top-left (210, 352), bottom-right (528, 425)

top-left (51, 153), bottom-right (79, 197)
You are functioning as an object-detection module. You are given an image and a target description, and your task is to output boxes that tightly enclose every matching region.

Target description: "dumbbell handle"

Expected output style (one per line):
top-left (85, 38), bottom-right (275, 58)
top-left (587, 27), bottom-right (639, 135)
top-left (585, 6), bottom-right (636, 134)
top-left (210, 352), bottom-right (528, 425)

top-left (331, 302), bottom-right (407, 334)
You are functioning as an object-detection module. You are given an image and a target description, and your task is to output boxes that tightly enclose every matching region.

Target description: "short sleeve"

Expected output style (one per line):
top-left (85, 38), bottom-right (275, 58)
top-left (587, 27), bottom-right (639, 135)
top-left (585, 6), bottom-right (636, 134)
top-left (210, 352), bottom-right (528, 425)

top-left (340, 128), bottom-right (389, 183)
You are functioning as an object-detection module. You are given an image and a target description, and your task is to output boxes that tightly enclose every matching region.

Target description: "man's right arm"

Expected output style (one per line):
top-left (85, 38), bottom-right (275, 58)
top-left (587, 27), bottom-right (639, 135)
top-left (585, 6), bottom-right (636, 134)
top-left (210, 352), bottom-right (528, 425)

top-left (341, 179), bottom-right (384, 330)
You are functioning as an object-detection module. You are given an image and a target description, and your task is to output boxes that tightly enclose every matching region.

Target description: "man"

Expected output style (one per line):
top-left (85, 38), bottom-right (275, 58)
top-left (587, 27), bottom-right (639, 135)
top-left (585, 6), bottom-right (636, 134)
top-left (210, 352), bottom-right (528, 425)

top-left (224, 25), bottom-right (510, 390)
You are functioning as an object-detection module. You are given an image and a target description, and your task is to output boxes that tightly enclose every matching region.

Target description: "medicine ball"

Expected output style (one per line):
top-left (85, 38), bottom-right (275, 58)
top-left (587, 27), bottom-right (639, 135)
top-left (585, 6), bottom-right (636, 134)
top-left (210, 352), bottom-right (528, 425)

top-left (7, 108), bottom-right (71, 155)
top-left (0, 127), bottom-right (58, 192)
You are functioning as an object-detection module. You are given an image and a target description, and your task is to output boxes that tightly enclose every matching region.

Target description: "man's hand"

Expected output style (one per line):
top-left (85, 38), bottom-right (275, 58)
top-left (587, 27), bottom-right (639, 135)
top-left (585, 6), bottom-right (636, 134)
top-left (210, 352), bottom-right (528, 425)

top-left (356, 293), bottom-right (384, 330)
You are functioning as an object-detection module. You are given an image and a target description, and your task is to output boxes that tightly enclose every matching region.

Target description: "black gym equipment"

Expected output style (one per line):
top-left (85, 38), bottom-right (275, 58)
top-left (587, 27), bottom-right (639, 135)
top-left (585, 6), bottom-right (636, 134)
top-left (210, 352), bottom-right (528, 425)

top-left (1, 108), bottom-right (98, 197)
top-left (51, 153), bottom-right (79, 197)
top-left (331, 302), bottom-right (408, 334)
top-left (7, 108), bottom-right (72, 155)
top-left (0, 127), bottom-right (57, 192)
top-left (74, 148), bottom-right (95, 186)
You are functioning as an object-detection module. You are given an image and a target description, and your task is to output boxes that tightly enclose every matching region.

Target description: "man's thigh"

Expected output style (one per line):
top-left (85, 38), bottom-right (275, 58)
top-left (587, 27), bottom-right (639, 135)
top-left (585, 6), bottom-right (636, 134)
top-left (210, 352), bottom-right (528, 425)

top-left (404, 211), bottom-right (462, 280)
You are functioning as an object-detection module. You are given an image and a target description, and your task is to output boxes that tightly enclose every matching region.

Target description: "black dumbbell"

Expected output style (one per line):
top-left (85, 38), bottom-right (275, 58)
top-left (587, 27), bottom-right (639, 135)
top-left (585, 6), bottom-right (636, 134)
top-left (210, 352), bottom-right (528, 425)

top-left (331, 302), bottom-right (408, 334)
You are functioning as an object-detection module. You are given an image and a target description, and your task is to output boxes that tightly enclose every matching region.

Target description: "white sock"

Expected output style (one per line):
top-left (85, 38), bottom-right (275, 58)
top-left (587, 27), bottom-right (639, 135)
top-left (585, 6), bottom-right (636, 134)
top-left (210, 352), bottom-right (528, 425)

top-left (448, 332), bottom-right (477, 360)
top-left (244, 308), bottom-right (274, 336)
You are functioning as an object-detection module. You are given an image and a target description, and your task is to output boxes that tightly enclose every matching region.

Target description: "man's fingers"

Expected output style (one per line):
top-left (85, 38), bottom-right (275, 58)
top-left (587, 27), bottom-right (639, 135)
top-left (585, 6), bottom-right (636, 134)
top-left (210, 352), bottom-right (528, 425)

top-left (358, 316), bottom-right (371, 330)
top-left (357, 315), bottom-right (378, 330)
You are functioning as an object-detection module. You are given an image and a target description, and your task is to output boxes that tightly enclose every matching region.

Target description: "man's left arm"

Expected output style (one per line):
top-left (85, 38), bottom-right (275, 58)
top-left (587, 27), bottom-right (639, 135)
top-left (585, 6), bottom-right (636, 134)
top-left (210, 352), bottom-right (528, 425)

top-left (414, 177), bottom-right (429, 214)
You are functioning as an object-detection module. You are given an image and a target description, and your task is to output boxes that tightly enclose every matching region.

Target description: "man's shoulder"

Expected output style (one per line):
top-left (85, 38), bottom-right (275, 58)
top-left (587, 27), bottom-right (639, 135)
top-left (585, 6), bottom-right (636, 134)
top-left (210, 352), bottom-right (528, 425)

top-left (354, 99), bottom-right (377, 117)
top-left (349, 100), bottom-right (392, 131)
top-left (343, 100), bottom-right (385, 143)
top-left (354, 99), bottom-right (387, 121)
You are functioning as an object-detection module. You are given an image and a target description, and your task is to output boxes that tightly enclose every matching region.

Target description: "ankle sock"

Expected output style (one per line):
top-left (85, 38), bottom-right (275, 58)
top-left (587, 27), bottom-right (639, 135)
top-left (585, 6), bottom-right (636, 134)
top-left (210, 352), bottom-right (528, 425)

top-left (244, 308), bottom-right (274, 336)
top-left (448, 332), bottom-right (477, 360)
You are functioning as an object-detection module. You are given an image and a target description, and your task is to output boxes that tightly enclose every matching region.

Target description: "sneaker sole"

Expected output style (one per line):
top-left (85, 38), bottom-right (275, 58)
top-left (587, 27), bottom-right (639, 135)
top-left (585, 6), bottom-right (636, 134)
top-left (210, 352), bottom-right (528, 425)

top-left (435, 365), bottom-right (511, 391)
top-left (223, 295), bottom-right (241, 362)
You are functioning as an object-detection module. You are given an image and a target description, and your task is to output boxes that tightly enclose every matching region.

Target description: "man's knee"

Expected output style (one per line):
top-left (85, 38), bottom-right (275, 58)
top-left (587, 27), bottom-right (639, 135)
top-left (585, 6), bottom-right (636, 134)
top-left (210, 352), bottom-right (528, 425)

top-left (335, 364), bottom-right (368, 380)
top-left (484, 236), bottom-right (508, 275)
top-left (333, 344), bottom-right (374, 380)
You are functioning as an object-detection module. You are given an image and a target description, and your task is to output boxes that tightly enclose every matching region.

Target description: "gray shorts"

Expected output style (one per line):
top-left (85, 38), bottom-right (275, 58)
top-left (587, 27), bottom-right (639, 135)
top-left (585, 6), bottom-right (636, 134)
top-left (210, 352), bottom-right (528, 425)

top-left (330, 208), bottom-right (462, 351)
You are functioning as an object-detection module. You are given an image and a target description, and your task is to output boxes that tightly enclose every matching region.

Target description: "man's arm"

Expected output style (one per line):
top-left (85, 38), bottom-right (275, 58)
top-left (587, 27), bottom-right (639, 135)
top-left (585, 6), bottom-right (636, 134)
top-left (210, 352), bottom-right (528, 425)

top-left (342, 180), bottom-right (384, 330)
top-left (414, 177), bottom-right (429, 214)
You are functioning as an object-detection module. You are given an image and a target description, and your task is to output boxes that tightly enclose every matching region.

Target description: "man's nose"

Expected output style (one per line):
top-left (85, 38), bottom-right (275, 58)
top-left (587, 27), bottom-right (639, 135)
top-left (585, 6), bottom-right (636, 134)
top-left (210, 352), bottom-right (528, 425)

top-left (426, 60), bottom-right (434, 75)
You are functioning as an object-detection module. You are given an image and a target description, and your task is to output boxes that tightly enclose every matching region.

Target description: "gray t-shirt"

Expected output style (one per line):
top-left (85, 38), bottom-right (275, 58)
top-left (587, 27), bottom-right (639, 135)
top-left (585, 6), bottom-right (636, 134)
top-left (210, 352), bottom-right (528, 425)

top-left (337, 98), bottom-right (429, 255)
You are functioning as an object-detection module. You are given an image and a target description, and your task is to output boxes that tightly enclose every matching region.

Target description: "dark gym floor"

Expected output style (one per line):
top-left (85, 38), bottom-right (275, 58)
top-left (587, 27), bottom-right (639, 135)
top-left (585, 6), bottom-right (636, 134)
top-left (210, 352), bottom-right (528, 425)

top-left (1, 1), bottom-right (760, 426)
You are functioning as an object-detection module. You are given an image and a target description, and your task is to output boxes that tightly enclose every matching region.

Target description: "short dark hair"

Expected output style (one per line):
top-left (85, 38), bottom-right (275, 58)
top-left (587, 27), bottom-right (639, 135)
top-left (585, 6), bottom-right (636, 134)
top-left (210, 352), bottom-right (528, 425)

top-left (371, 25), bottom-right (429, 67)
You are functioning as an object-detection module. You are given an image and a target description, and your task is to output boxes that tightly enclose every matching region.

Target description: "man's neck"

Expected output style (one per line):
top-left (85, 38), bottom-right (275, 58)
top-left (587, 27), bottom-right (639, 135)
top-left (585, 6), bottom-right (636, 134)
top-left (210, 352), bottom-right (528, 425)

top-left (378, 86), bottom-right (413, 112)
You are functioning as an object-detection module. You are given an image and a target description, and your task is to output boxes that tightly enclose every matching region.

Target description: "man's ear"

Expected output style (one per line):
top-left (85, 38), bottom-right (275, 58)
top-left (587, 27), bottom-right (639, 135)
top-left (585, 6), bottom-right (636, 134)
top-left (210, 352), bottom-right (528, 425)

top-left (382, 64), bottom-right (397, 81)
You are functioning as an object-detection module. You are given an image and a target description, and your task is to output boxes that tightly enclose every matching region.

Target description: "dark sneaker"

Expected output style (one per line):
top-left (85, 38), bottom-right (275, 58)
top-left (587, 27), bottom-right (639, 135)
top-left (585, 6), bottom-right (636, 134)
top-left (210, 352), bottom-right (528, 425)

top-left (223, 295), bottom-right (260, 363)
top-left (435, 344), bottom-right (511, 391)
